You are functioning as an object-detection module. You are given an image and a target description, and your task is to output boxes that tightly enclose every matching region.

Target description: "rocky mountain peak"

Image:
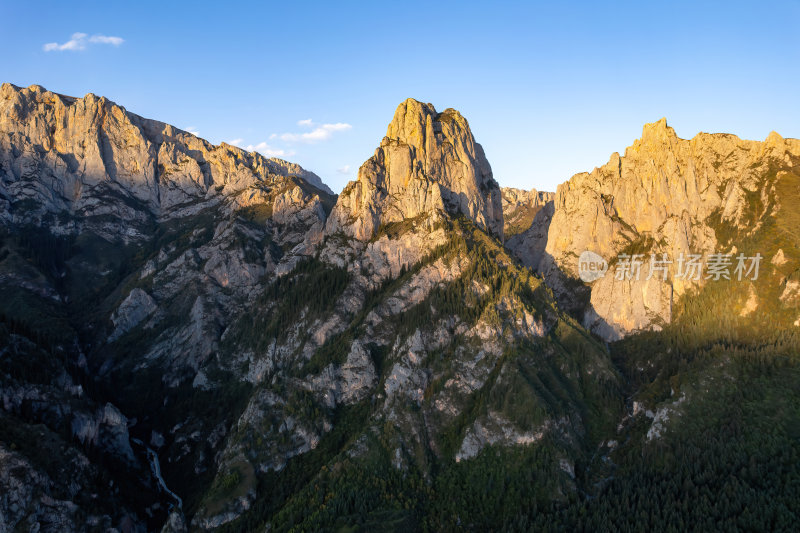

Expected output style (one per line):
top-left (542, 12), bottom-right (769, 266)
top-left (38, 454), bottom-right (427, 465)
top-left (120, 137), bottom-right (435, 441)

top-left (326, 98), bottom-right (503, 240)
top-left (629, 117), bottom-right (679, 154)
top-left (518, 118), bottom-right (800, 340)
top-left (385, 98), bottom-right (438, 146)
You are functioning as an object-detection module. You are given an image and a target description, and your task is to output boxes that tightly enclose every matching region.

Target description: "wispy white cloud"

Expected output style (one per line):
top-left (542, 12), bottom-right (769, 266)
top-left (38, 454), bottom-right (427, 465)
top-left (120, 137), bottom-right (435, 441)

top-left (249, 142), bottom-right (293, 158)
top-left (89, 35), bottom-right (124, 46)
top-left (337, 165), bottom-right (351, 175)
top-left (229, 138), bottom-right (292, 158)
top-left (43, 32), bottom-right (125, 52)
top-left (185, 126), bottom-right (200, 136)
top-left (278, 119), bottom-right (352, 143)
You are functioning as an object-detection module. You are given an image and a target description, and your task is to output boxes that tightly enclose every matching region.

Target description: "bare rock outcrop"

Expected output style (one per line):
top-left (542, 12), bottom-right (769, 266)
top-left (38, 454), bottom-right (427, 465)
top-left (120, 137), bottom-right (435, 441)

top-left (535, 118), bottom-right (800, 339)
top-left (502, 187), bottom-right (555, 268)
top-left (0, 83), bottom-right (330, 240)
top-left (501, 187), bottom-right (554, 237)
top-left (326, 98), bottom-right (503, 240)
top-left (109, 288), bottom-right (157, 341)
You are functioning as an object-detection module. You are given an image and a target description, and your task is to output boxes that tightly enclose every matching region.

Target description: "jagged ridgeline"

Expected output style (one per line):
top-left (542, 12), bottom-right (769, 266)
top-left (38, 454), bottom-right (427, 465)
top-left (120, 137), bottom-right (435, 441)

top-left (1, 83), bottom-right (799, 532)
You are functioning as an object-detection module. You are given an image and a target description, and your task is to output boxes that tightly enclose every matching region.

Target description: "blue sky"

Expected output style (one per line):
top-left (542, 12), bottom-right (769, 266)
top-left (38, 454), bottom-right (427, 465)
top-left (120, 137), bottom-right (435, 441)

top-left (2, 0), bottom-right (799, 193)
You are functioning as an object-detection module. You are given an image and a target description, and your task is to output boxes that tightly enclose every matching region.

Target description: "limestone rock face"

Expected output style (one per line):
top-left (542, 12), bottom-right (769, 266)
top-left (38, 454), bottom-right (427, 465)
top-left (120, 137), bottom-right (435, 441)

top-left (534, 118), bottom-right (800, 339)
top-left (0, 83), bottom-right (330, 240)
top-left (308, 340), bottom-right (377, 408)
top-left (109, 288), bottom-right (157, 341)
top-left (267, 157), bottom-right (333, 195)
top-left (582, 273), bottom-right (674, 341)
top-left (501, 187), bottom-right (554, 238)
top-left (326, 98), bottom-right (503, 240)
top-left (502, 187), bottom-right (555, 268)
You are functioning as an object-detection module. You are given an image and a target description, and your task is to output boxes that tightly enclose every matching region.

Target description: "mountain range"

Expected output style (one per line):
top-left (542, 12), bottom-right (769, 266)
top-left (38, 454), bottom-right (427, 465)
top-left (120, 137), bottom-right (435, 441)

top-left (1, 82), bottom-right (799, 532)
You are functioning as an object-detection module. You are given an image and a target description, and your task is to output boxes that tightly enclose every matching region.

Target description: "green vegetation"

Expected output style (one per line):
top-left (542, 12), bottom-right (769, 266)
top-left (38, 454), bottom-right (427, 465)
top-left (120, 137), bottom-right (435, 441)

top-left (203, 460), bottom-right (256, 516)
top-left (228, 256), bottom-right (350, 352)
top-left (300, 329), bottom-right (354, 375)
top-left (504, 204), bottom-right (545, 238)
top-left (215, 332), bottom-right (800, 532)
top-left (556, 347), bottom-right (800, 532)
top-left (237, 203), bottom-right (273, 225)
